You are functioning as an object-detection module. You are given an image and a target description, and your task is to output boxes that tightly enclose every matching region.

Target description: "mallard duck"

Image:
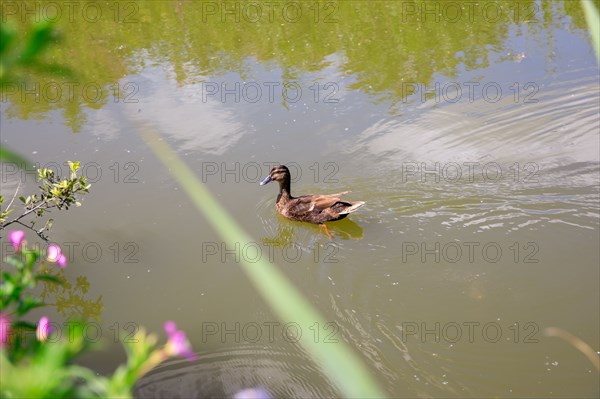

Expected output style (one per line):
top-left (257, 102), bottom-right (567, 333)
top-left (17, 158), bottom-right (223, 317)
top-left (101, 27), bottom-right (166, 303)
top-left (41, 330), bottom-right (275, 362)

top-left (260, 165), bottom-right (365, 237)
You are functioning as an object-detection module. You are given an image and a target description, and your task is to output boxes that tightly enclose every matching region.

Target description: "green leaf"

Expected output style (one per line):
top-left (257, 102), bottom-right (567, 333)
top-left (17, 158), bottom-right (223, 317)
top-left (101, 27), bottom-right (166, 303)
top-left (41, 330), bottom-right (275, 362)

top-left (68, 161), bottom-right (80, 173)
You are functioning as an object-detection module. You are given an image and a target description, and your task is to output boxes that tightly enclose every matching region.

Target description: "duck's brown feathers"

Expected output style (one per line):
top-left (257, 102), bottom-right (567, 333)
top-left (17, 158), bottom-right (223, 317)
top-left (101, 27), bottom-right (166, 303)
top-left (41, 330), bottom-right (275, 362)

top-left (261, 165), bottom-right (365, 224)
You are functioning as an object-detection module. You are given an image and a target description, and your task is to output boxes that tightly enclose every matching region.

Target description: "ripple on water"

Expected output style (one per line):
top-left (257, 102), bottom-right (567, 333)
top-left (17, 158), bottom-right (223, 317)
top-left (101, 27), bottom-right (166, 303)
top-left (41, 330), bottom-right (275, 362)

top-left (340, 69), bottom-right (598, 235)
top-left (134, 345), bottom-right (336, 398)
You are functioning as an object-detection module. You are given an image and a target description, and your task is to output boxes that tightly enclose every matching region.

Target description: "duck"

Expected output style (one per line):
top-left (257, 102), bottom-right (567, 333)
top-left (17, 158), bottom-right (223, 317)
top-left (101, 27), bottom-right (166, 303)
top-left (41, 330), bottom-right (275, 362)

top-left (260, 165), bottom-right (365, 237)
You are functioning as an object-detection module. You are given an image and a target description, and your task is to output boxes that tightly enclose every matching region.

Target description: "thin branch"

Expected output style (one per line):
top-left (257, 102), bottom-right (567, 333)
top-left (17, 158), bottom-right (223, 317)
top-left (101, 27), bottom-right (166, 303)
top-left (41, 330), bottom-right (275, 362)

top-left (13, 220), bottom-right (50, 244)
top-left (5, 200), bottom-right (48, 226)
top-left (2, 201), bottom-right (57, 229)
top-left (6, 179), bottom-right (22, 211)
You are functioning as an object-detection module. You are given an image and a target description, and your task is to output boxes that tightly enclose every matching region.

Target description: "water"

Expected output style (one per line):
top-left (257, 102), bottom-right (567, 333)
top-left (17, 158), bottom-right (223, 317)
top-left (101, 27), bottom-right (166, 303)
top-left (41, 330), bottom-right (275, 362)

top-left (1, 1), bottom-right (599, 397)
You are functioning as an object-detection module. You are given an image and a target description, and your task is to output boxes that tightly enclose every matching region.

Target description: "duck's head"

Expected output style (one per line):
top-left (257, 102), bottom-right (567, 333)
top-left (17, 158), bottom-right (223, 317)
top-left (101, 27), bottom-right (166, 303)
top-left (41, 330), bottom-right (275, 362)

top-left (260, 165), bottom-right (290, 186)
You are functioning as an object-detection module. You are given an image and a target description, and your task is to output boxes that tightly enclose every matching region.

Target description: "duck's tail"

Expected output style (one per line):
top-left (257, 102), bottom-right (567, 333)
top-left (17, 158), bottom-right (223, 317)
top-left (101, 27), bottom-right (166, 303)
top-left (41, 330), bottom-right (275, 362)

top-left (340, 201), bottom-right (365, 215)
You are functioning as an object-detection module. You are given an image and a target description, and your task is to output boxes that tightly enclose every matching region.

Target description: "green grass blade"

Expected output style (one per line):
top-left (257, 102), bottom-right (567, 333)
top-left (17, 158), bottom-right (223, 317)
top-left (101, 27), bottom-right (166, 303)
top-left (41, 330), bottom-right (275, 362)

top-left (581, 0), bottom-right (600, 64)
top-left (137, 123), bottom-right (387, 398)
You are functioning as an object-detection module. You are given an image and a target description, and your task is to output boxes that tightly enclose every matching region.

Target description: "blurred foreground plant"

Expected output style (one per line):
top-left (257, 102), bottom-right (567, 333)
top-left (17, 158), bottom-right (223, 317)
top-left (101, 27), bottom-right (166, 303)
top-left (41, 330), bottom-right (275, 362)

top-left (0, 161), bottom-right (90, 243)
top-left (1, 232), bottom-right (196, 398)
top-left (581, 0), bottom-right (600, 63)
top-left (0, 20), bottom-right (72, 87)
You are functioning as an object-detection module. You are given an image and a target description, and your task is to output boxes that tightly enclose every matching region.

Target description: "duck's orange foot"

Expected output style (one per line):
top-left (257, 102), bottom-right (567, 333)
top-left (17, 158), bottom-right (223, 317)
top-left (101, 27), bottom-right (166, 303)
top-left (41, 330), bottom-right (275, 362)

top-left (320, 223), bottom-right (333, 239)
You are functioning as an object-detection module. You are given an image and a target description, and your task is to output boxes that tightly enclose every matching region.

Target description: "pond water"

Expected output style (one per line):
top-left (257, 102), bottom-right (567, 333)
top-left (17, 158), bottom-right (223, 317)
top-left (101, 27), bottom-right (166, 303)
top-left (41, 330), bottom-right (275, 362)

top-left (1, 1), bottom-right (599, 398)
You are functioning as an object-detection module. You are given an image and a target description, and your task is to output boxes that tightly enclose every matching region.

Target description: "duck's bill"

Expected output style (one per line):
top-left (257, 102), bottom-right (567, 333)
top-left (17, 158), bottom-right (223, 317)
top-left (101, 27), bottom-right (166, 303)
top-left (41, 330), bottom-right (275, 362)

top-left (259, 175), bottom-right (272, 185)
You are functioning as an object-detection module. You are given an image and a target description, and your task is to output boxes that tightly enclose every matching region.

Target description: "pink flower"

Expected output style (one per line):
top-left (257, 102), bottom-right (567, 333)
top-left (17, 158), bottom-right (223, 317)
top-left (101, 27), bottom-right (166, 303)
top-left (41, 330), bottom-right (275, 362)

top-left (47, 245), bottom-right (67, 267)
top-left (47, 244), bottom-right (61, 262)
top-left (0, 313), bottom-right (10, 348)
top-left (46, 244), bottom-right (67, 269)
top-left (164, 320), bottom-right (177, 335)
top-left (164, 321), bottom-right (196, 361)
top-left (36, 316), bottom-right (51, 342)
top-left (57, 254), bottom-right (67, 268)
top-left (8, 230), bottom-right (25, 252)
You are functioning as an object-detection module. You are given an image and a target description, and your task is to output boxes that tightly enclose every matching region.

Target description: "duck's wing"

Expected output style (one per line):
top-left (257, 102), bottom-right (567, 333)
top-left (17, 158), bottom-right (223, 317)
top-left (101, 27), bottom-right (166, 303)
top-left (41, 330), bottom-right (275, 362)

top-left (290, 192), bottom-right (351, 215)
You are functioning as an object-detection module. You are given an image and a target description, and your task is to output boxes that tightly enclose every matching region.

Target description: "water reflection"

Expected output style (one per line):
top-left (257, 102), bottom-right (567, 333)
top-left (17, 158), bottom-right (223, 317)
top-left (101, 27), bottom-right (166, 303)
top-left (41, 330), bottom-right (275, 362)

top-left (40, 269), bottom-right (103, 321)
top-left (260, 214), bottom-right (364, 244)
top-left (116, 66), bottom-right (246, 155)
top-left (2, 1), bottom-right (594, 129)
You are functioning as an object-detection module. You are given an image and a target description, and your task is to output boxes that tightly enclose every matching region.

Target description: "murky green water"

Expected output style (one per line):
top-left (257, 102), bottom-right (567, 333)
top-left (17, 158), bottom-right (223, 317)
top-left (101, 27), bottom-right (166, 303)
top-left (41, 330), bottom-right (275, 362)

top-left (2, 1), bottom-right (599, 397)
